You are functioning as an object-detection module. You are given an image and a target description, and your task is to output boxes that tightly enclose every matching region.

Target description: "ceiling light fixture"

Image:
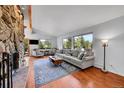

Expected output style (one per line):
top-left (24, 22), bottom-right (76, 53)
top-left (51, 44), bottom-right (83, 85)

top-left (21, 7), bottom-right (25, 10)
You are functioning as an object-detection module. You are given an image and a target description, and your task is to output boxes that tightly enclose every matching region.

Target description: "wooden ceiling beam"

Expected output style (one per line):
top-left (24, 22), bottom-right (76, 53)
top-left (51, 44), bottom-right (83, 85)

top-left (28, 5), bottom-right (32, 32)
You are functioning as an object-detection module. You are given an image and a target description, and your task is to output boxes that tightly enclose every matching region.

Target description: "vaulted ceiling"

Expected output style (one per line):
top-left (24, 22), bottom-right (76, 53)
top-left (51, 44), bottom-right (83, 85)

top-left (32, 5), bottom-right (124, 36)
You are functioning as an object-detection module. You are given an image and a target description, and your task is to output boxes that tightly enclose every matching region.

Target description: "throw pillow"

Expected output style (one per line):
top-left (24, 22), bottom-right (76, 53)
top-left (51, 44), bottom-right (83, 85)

top-left (78, 51), bottom-right (84, 60)
top-left (56, 50), bottom-right (63, 53)
top-left (66, 49), bottom-right (71, 56)
top-left (60, 50), bottom-right (63, 53)
top-left (84, 49), bottom-right (93, 56)
top-left (72, 50), bottom-right (80, 57)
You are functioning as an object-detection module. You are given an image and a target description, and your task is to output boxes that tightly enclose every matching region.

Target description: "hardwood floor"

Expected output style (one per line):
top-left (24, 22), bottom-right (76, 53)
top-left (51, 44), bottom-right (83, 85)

top-left (26, 56), bottom-right (47, 88)
top-left (26, 56), bottom-right (124, 88)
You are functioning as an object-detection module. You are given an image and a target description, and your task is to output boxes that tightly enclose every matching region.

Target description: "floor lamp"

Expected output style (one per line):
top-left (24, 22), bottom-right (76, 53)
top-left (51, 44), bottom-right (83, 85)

top-left (101, 40), bottom-right (108, 72)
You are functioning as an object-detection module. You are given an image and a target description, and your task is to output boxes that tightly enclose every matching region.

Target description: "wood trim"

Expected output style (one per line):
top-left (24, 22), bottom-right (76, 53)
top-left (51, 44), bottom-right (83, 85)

top-left (28, 5), bottom-right (32, 32)
top-left (26, 57), bottom-right (35, 88)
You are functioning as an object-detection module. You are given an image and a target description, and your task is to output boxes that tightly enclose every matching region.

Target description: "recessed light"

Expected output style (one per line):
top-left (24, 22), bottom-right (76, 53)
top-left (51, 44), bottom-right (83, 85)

top-left (21, 7), bottom-right (25, 10)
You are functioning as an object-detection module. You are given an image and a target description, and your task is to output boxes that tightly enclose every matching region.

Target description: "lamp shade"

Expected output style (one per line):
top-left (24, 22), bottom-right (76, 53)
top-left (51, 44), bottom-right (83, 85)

top-left (101, 39), bottom-right (108, 47)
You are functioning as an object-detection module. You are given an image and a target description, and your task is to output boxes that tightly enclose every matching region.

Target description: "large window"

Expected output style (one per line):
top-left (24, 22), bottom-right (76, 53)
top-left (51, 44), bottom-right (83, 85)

top-left (63, 38), bottom-right (72, 49)
top-left (39, 39), bottom-right (52, 49)
top-left (74, 33), bottom-right (93, 49)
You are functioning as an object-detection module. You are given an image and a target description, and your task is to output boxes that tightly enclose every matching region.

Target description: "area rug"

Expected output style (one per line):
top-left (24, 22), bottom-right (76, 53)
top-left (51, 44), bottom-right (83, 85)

top-left (34, 58), bottom-right (80, 86)
top-left (13, 66), bottom-right (29, 88)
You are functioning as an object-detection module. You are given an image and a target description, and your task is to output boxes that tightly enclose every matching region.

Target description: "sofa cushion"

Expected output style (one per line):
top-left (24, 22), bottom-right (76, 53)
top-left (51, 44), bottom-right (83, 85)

top-left (71, 50), bottom-right (80, 57)
top-left (52, 49), bottom-right (56, 53)
top-left (78, 51), bottom-right (84, 60)
top-left (49, 49), bottom-right (55, 54)
top-left (64, 49), bottom-right (72, 56)
top-left (71, 57), bottom-right (83, 63)
top-left (56, 50), bottom-right (63, 53)
top-left (36, 50), bottom-right (44, 56)
top-left (48, 50), bottom-right (53, 54)
top-left (83, 56), bottom-right (94, 61)
top-left (55, 53), bottom-right (64, 58)
top-left (84, 49), bottom-right (93, 57)
top-left (65, 56), bottom-right (82, 63)
top-left (62, 54), bottom-right (71, 60)
top-left (62, 49), bottom-right (66, 54)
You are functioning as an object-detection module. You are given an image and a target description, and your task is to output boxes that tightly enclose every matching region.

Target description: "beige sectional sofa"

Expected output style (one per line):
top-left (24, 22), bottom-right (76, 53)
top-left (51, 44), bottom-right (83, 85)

top-left (55, 49), bottom-right (94, 69)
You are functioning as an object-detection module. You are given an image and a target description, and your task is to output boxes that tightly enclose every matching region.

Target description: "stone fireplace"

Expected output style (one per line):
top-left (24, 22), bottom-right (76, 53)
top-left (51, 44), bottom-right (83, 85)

top-left (0, 5), bottom-right (24, 68)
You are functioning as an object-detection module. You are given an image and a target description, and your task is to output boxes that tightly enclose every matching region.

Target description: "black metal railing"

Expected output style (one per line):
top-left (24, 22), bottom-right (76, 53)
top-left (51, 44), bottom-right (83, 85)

top-left (0, 52), bottom-right (13, 88)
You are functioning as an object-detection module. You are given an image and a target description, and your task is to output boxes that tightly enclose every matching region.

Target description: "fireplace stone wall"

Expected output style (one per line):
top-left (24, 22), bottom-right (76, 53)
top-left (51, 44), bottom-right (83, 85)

top-left (0, 5), bottom-right (24, 53)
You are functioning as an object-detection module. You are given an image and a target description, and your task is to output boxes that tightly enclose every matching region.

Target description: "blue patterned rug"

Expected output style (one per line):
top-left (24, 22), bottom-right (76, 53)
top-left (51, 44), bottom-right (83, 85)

top-left (34, 58), bottom-right (80, 86)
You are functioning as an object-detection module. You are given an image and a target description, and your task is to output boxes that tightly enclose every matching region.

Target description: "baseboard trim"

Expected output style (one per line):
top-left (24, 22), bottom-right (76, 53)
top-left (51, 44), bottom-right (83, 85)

top-left (94, 64), bottom-right (103, 69)
top-left (94, 64), bottom-right (124, 77)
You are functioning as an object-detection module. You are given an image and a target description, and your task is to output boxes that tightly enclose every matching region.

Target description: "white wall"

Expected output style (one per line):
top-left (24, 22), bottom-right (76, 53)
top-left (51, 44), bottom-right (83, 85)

top-left (57, 16), bottom-right (124, 76)
top-left (57, 36), bottom-right (63, 49)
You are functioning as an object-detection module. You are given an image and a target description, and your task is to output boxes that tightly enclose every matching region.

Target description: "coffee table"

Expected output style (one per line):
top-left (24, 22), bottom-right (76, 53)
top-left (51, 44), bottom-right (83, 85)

top-left (49, 56), bottom-right (63, 65)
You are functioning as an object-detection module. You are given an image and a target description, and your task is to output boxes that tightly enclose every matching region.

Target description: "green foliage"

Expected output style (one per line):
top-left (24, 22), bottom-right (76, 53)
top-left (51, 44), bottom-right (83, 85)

top-left (84, 40), bottom-right (92, 49)
top-left (63, 36), bottom-right (92, 49)
top-left (39, 41), bottom-right (44, 49)
top-left (74, 36), bottom-right (85, 48)
top-left (44, 40), bottom-right (52, 49)
top-left (63, 38), bottom-right (72, 49)
top-left (39, 40), bottom-right (52, 49)
top-left (74, 36), bottom-right (92, 49)
top-left (23, 38), bottom-right (29, 52)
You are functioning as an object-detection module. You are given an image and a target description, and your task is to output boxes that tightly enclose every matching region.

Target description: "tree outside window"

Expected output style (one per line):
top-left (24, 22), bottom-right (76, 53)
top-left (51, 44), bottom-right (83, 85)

top-left (23, 38), bottom-right (29, 52)
top-left (74, 34), bottom-right (93, 49)
top-left (63, 38), bottom-right (72, 49)
top-left (39, 39), bottom-right (52, 49)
